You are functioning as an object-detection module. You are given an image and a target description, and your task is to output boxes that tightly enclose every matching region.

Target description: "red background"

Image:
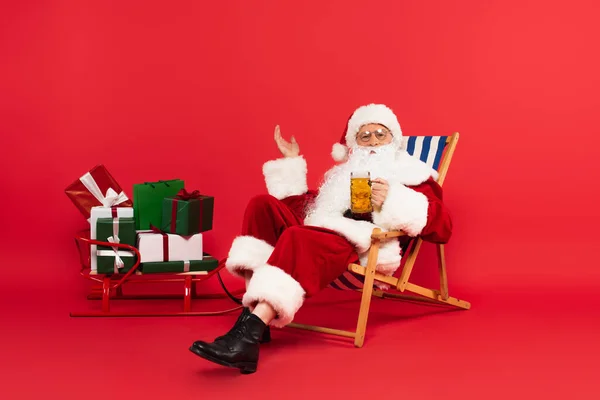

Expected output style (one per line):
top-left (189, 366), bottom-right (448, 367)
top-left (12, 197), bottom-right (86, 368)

top-left (1, 1), bottom-right (599, 398)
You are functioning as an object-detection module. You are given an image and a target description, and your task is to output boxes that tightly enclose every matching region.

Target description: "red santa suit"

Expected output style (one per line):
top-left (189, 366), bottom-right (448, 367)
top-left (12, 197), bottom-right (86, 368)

top-left (224, 104), bottom-right (453, 328)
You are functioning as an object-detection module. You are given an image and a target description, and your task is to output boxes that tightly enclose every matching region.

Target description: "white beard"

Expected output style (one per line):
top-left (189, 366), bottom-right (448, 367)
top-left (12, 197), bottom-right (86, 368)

top-left (305, 144), bottom-right (401, 220)
top-left (341, 144), bottom-right (400, 181)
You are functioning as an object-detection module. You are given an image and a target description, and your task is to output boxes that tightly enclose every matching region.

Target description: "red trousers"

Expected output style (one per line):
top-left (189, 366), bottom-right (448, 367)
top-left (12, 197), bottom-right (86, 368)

top-left (225, 194), bottom-right (360, 327)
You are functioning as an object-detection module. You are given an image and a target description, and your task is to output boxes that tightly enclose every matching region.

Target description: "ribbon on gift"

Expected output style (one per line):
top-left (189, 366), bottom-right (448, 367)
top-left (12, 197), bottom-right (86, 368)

top-left (106, 217), bottom-right (124, 273)
top-left (175, 189), bottom-right (201, 200)
top-left (80, 172), bottom-right (129, 208)
top-left (171, 189), bottom-right (203, 233)
top-left (170, 201), bottom-right (179, 233)
top-left (150, 225), bottom-right (170, 261)
top-left (107, 236), bottom-right (124, 273)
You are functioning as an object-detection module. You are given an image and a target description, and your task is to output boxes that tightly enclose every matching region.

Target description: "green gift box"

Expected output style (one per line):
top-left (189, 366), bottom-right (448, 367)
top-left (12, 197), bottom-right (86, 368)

top-left (160, 190), bottom-right (214, 235)
top-left (96, 217), bottom-right (136, 251)
top-left (140, 254), bottom-right (218, 274)
top-left (97, 249), bottom-right (136, 274)
top-left (133, 179), bottom-right (185, 230)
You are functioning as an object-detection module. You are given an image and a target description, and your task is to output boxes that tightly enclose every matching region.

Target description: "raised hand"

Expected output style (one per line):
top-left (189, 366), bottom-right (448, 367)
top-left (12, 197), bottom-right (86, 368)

top-left (274, 125), bottom-right (300, 158)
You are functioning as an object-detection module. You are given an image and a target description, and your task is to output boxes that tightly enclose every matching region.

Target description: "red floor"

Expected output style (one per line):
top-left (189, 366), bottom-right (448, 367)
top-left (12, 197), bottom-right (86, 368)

top-left (3, 276), bottom-right (598, 400)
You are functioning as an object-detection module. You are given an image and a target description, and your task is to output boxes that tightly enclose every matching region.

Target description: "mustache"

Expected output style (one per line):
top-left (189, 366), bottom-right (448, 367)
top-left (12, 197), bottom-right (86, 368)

top-left (350, 143), bottom-right (393, 154)
top-left (342, 144), bottom-right (398, 179)
top-left (347, 144), bottom-right (395, 161)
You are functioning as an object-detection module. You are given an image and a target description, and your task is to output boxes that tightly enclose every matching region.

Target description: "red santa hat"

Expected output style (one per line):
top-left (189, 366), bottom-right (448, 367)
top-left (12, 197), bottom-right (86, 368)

top-left (331, 103), bottom-right (403, 162)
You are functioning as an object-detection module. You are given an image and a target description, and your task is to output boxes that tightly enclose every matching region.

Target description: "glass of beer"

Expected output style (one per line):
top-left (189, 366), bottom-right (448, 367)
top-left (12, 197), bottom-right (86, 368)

top-left (350, 171), bottom-right (372, 214)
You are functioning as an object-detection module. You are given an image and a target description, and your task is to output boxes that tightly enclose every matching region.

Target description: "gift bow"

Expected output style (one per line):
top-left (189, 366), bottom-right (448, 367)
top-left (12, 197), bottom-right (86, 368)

top-left (175, 189), bottom-right (201, 201)
top-left (79, 172), bottom-right (129, 207)
top-left (102, 188), bottom-right (129, 207)
top-left (107, 235), bottom-right (125, 272)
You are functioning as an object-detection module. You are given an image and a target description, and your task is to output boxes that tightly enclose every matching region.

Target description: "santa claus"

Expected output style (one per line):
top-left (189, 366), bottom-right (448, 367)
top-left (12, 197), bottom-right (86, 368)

top-left (189, 103), bottom-right (452, 374)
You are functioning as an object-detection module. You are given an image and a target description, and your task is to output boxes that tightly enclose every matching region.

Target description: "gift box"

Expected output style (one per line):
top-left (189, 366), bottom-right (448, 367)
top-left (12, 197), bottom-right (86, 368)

top-left (96, 249), bottom-right (136, 274)
top-left (137, 231), bottom-right (203, 263)
top-left (133, 179), bottom-right (185, 230)
top-left (65, 164), bottom-right (132, 221)
top-left (96, 217), bottom-right (136, 250)
top-left (139, 254), bottom-right (218, 274)
top-left (160, 189), bottom-right (214, 235)
top-left (90, 206), bottom-right (134, 272)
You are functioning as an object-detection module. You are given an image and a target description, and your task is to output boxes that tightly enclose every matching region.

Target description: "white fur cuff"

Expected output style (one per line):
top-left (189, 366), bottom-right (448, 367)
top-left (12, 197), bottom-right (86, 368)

top-left (372, 183), bottom-right (429, 236)
top-left (225, 236), bottom-right (274, 278)
top-left (373, 184), bottom-right (429, 236)
top-left (262, 156), bottom-right (308, 200)
top-left (242, 264), bottom-right (306, 328)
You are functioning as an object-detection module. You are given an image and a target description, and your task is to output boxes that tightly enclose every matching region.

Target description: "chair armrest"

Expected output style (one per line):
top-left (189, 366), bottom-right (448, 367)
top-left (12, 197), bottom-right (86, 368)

top-left (371, 229), bottom-right (406, 240)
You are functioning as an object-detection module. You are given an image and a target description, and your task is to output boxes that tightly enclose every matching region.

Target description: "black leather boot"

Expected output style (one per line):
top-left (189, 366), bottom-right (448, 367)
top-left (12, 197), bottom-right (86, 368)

top-left (214, 307), bottom-right (271, 344)
top-left (190, 313), bottom-right (267, 374)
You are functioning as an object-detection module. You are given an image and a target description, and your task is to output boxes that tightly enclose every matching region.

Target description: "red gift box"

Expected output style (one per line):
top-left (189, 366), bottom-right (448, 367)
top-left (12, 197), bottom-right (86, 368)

top-left (65, 164), bottom-right (133, 220)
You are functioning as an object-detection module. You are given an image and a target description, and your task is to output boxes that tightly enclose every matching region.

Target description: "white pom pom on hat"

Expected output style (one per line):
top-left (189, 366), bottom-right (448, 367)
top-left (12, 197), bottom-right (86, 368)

top-left (331, 142), bottom-right (349, 162)
top-left (331, 103), bottom-right (403, 162)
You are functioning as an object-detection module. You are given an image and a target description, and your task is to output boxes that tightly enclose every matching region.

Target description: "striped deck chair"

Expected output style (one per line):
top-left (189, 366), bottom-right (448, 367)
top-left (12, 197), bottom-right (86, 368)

top-left (287, 132), bottom-right (471, 347)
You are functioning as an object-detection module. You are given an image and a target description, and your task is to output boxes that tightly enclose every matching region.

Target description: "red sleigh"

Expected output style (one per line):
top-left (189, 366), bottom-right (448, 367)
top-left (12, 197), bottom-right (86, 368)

top-left (70, 229), bottom-right (242, 317)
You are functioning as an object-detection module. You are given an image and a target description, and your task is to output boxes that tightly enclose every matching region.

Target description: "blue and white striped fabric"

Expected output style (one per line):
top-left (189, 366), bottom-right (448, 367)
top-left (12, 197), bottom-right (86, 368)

top-left (405, 135), bottom-right (448, 172)
top-left (328, 136), bottom-right (449, 291)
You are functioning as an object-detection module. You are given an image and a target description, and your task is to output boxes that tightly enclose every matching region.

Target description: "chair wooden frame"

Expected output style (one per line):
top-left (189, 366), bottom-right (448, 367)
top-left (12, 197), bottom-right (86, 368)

top-left (287, 132), bottom-right (470, 347)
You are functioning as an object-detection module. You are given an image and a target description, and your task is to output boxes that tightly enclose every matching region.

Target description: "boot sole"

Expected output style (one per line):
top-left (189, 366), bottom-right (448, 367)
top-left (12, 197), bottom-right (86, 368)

top-left (189, 346), bottom-right (257, 374)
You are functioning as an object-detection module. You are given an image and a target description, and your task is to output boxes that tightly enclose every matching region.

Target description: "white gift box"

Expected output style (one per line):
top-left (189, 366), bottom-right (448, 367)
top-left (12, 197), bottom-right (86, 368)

top-left (90, 206), bottom-right (134, 272)
top-left (137, 231), bottom-right (203, 263)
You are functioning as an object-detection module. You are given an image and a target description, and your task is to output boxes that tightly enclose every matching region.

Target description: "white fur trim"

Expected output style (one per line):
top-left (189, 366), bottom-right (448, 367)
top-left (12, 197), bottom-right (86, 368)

top-left (394, 151), bottom-right (438, 185)
top-left (358, 237), bottom-right (402, 276)
top-left (331, 143), bottom-right (348, 162)
top-left (372, 183), bottom-right (429, 236)
top-left (225, 236), bottom-right (274, 278)
top-left (242, 264), bottom-right (306, 328)
top-left (262, 156), bottom-right (308, 200)
top-left (346, 104), bottom-right (403, 150)
top-left (305, 214), bottom-right (376, 254)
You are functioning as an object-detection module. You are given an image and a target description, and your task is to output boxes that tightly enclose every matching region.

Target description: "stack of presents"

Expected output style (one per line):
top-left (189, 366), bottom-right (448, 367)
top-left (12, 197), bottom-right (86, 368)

top-left (65, 164), bottom-right (218, 275)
